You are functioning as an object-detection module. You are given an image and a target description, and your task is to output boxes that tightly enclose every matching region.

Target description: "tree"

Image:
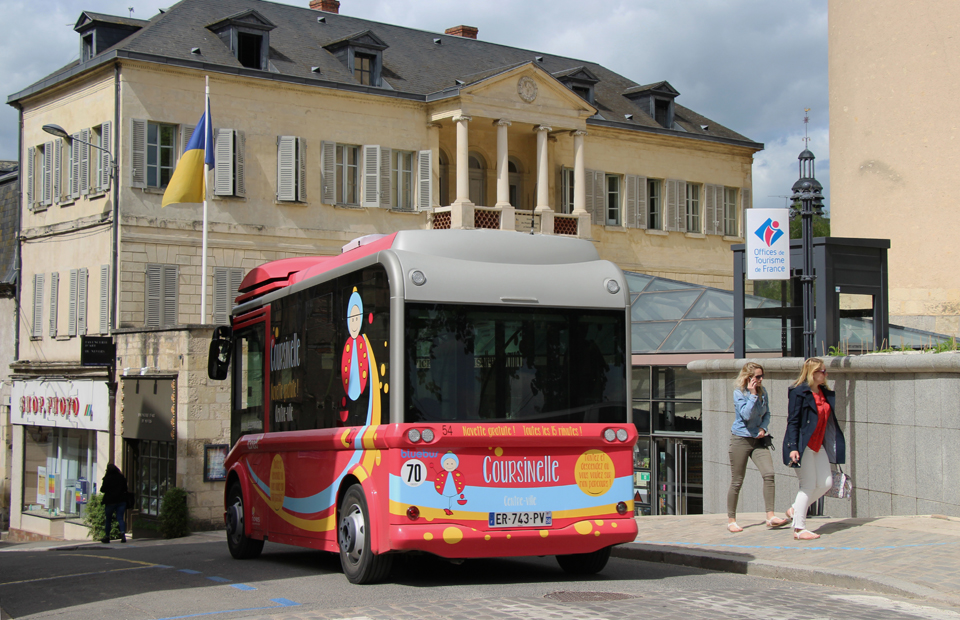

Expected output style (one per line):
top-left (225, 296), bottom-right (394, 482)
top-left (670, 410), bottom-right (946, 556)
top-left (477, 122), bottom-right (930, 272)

top-left (789, 212), bottom-right (831, 239)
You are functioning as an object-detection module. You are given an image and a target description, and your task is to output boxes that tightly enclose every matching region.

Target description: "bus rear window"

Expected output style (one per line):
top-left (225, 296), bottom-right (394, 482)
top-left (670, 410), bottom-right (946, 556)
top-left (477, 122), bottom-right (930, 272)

top-left (405, 304), bottom-right (626, 424)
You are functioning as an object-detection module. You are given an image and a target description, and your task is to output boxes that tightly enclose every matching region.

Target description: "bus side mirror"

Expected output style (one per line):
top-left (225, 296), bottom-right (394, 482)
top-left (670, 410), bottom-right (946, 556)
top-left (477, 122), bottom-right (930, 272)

top-left (208, 326), bottom-right (232, 381)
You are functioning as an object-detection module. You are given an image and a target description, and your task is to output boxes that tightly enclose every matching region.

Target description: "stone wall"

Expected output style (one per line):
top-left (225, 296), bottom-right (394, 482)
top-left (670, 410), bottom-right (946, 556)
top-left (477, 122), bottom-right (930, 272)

top-left (690, 353), bottom-right (960, 519)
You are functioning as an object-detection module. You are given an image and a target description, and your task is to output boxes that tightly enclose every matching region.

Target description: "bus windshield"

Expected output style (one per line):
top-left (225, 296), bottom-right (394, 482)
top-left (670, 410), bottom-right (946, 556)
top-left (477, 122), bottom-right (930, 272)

top-left (405, 303), bottom-right (626, 424)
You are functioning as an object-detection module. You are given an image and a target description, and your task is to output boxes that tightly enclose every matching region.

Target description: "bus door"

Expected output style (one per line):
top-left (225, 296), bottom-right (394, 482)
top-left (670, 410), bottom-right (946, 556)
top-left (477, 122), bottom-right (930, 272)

top-left (231, 308), bottom-right (270, 536)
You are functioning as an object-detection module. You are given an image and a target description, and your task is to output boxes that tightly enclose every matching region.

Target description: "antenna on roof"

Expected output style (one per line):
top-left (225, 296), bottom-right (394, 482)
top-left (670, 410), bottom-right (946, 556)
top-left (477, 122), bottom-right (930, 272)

top-left (128, 7), bottom-right (134, 18)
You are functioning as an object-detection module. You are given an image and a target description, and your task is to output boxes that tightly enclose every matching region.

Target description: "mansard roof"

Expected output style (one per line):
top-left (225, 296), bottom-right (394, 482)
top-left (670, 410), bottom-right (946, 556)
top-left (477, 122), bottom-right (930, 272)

top-left (12, 0), bottom-right (759, 149)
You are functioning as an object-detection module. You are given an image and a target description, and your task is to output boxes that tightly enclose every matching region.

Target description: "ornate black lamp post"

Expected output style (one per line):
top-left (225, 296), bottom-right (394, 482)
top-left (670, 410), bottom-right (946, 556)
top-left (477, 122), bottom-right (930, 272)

top-left (790, 148), bottom-right (824, 358)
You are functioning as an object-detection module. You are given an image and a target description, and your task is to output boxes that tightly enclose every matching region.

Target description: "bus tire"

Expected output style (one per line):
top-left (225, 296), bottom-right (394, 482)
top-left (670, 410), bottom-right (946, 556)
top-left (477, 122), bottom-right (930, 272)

top-left (338, 484), bottom-right (393, 584)
top-left (226, 482), bottom-right (264, 560)
top-left (556, 545), bottom-right (612, 575)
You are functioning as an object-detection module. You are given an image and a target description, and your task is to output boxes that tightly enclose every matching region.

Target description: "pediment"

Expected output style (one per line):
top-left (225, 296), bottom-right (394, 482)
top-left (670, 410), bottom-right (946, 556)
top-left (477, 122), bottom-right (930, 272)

top-left (624, 80), bottom-right (680, 98)
top-left (458, 62), bottom-right (597, 116)
top-left (552, 66), bottom-right (600, 85)
top-left (323, 30), bottom-right (389, 52)
top-left (206, 10), bottom-right (277, 33)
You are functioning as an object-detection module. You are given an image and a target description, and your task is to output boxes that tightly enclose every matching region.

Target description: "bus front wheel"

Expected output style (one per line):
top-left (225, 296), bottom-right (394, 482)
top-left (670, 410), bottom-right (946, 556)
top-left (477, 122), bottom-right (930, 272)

top-left (226, 482), bottom-right (264, 560)
top-left (556, 545), bottom-right (612, 575)
top-left (338, 484), bottom-right (393, 584)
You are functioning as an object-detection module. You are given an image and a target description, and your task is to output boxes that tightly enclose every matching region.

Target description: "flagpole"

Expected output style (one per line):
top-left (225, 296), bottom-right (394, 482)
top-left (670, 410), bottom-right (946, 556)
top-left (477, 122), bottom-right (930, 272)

top-left (200, 75), bottom-right (210, 324)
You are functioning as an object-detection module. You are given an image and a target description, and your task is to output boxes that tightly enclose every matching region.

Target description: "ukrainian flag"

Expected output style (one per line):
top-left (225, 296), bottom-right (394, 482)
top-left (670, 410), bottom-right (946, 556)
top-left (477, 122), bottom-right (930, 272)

top-left (161, 97), bottom-right (214, 207)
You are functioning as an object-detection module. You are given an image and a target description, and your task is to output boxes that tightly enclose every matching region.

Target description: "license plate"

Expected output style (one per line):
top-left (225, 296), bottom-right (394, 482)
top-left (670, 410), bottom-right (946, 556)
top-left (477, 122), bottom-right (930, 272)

top-left (488, 511), bottom-right (552, 528)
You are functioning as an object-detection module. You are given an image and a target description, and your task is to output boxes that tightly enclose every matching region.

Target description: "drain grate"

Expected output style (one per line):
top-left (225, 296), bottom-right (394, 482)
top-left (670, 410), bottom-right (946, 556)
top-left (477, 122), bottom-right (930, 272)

top-left (544, 591), bottom-right (637, 603)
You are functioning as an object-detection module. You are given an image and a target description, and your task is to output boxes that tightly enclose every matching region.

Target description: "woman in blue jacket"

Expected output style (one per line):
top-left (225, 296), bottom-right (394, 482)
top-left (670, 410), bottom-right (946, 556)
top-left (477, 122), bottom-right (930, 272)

top-left (783, 358), bottom-right (846, 540)
top-left (727, 362), bottom-right (789, 533)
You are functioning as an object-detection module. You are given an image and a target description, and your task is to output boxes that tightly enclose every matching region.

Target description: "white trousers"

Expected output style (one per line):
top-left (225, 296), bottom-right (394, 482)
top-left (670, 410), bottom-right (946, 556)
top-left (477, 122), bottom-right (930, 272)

top-left (791, 446), bottom-right (833, 531)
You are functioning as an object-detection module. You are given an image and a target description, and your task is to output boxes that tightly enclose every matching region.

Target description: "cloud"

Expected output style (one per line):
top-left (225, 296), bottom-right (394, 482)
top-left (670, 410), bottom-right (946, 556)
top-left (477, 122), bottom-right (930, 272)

top-left (753, 126), bottom-right (830, 214)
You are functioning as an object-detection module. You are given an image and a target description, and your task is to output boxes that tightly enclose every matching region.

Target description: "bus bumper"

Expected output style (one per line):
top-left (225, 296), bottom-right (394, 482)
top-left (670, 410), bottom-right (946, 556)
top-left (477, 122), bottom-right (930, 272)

top-left (388, 517), bottom-right (638, 558)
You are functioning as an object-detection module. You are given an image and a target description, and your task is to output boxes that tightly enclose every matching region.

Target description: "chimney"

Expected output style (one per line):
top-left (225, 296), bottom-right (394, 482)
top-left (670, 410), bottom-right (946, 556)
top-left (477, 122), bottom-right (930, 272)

top-left (444, 25), bottom-right (478, 39)
top-left (309, 0), bottom-right (340, 13)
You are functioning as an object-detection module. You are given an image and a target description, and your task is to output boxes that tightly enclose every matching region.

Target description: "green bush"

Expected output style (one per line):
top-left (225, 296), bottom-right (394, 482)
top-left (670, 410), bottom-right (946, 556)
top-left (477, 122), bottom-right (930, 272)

top-left (159, 487), bottom-right (190, 539)
top-left (82, 494), bottom-right (121, 541)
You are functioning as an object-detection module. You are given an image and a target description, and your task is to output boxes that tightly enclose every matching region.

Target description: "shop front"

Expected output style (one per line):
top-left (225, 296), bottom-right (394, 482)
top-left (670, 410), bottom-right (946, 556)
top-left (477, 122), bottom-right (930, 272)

top-left (120, 376), bottom-right (177, 522)
top-left (10, 379), bottom-right (111, 540)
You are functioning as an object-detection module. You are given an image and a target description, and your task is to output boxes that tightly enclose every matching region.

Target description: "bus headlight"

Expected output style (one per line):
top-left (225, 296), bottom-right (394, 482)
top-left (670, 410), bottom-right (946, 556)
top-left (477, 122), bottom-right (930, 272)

top-left (407, 429), bottom-right (421, 443)
top-left (603, 428), bottom-right (616, 442)
top-left (411, 270), bottom-right (427, 286)
top-left (605, 278), bottom-right (620, 294)
top-left (421, 428), bottom-right (435, 442)
top-left (616, 428), bottom-right (629, 442)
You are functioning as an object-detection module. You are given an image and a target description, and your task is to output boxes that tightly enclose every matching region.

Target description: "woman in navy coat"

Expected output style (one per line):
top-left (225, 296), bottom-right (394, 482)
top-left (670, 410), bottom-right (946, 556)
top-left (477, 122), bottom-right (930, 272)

top-left (783, 358), bottom-right (846, 540)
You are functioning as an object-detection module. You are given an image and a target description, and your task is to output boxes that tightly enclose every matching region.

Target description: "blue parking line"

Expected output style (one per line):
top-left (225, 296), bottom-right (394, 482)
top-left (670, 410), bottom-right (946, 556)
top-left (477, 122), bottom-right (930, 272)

top-left (230, 584), bottom-right (256, 591)
top-left (178, 569), bottom-right (201, 575)
top-left (206, 576), bottom-right (231, 583)
top-left (154, 599), bottom-right (300, 620)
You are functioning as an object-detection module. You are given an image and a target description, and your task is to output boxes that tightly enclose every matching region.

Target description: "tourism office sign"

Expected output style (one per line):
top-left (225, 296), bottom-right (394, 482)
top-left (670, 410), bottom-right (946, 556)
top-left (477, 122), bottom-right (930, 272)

top-left (746, 209), bottom-right (790, 280)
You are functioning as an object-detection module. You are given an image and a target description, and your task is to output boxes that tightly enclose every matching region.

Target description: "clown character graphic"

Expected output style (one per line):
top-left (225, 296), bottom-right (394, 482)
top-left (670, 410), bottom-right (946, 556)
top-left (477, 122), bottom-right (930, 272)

top-left (340, 287), bottom-right (373, 425)
top-left (431, 452), bottom-right (467, 515)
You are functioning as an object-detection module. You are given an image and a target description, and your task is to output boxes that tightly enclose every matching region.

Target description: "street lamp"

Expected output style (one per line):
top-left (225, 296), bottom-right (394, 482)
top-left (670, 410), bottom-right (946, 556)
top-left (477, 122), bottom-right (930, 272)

top-left (789, 148), bottom-right (824, 358)
top-left (42, 124), bottom-right (117, 187)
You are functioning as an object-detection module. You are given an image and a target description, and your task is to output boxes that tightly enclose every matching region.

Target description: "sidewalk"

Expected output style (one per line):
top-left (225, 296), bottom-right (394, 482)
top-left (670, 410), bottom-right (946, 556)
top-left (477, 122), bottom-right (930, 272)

top-left (614, 512), bottom-right (960, 607)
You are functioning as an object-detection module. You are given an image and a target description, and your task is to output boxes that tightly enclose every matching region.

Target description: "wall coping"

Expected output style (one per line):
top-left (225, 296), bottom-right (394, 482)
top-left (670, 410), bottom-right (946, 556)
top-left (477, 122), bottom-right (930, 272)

top-left (688, 352), bottom-right (960, 375)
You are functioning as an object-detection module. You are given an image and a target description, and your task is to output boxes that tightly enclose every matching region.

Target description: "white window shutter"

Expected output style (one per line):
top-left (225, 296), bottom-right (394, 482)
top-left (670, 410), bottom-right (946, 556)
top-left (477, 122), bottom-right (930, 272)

top-left (320, 140), bottom-right (336, 204)
top-left (70, 134), bottom-right (81, 200)
top-left (77, 267), bottom-right (88, 336)
top-left (636, 175), bottom-right (648, 229)
top-left (53, 140), bottom-right (62, 204)
top-left (42, 141), bottom-right (53, 206)
top-left (297, 137), bottom-right (307, 202)
top-left (677, 180), bottom-right (687, 232)
top-left (162, 265), bottom-right (178, 327)
top-left (277, 136), bottom-right (296, 201)
top-left (214, 268), bottom-right (228, 325)
top-left (99, 121), bottom-right (111, 191)
top-left (584, 168), bottom-right (596, 224)
top-left (214, 129), bottom-right (234, 196)
top-left (79, 128), bottom-right (90, 196)
top-left (417, 149), bottom-right (432, 210)
top-left (26, 147), bottom-right (34, 208)
top-left (362, 145), bottom-right (380, 208)
top-left (739, 187), bottom-right (751, 237)
top-left (665, 179), bottom-right (678, 232)
top-left (145, 264), bottom-right (161, 328)
top-left (704, 184), bottom-right (717, 235)
top-left (625, 174), bottom-right (638, 228)
top-left (32, 274), bottom-right (44, 338)
top-left (49, 272), bottom-right (59, 337)
top-left (235, 130), bottom-right (246, 198)
top-left (68, 269), bottom-right (78, 336)
top-left (180, 125), bottom-right (195, 162)
top-left (229, 268), bottom-right (243, 307)
top-left (379, 147), bottom-right (392, 209)
top-left (100, 264), bottom-right (110, 334)
top-left (131, 119), bottom-right (147, 188)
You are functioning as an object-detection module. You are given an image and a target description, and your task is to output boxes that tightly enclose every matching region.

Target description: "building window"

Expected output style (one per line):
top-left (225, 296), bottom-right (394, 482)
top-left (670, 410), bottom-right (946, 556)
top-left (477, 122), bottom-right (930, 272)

top-left (130, 439), bottom-right (176, 517)
top-left (67, 268), bottom-right (89, 337)
top-left (606, 174), bottom-right (621, 226)
top-left (146, 122), bottom-right (176, 188)
top-left (724, 187), bottom-right (738, 236)
top-left (214, 267), bottom-right (244, 325)
top-left (354, 53), bottom-right (375, 85)
top-left (391, 150), bottom-right (414, 210)
top-left (648, 179), bottom-right (662, 229)
top-left (561, 167), bottom-right (575, 215)
top-left (237, 32), bottom-right (263, 69)
top-left (276, 136), bottom-right (306, 202)
top-left (337, 144), bottom-right (360, 205)
top-left (572, 85), bottom-right (591, 101)
top-left (82, 33), bottom-right (95, 62)
top-left (145, 264), bottom-right (178, 328)
top-left (655, 99), bottom-right (671, 128)
top-left (685, 183), bottom-right (700, 233)
top-left (22, 426), bottom-right (96, 517)
top-left (32, 273), bottom-right (44, 339)
top-left (215, 129), bottom-right (246, 198)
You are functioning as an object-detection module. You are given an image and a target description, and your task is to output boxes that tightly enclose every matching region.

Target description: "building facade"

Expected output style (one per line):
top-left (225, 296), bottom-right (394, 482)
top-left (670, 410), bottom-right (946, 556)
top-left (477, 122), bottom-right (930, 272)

top-left (829, 0), bottom-right (960, 337)
top-left (7, 0), bottom-right (760, 538)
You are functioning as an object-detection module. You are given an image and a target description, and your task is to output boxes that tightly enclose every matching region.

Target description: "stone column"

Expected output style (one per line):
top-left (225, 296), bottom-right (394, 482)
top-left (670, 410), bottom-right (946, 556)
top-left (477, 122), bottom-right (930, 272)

top-left (494, 119), bottom-right (511, 208)
top-left (535, 125), bottom-right (552, 211)
top-left (427, 122), bottom-right (442, 209)
top-left (453, 115), bottom-right (472, 207)
top-left (572, 129), bottom-right (591, 238)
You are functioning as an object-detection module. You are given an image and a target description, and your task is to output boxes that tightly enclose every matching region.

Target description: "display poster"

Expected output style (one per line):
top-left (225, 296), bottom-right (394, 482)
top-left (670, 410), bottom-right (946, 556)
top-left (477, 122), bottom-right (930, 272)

top-left (204, 445), bottom-right (229, 482)
top-left (37, 466), bottom-right (47, 508)
top-left (746, 208), bottom-right (791, 280)
top-left (12, 380), bottom-right (110, 431)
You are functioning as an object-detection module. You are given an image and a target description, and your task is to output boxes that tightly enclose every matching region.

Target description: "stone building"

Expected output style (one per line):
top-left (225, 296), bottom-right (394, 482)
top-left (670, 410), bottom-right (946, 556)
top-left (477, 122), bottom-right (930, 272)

top-left (0, 161), bottom-right (18, 531)
top-left (6, 0), bottom-right (760, 538)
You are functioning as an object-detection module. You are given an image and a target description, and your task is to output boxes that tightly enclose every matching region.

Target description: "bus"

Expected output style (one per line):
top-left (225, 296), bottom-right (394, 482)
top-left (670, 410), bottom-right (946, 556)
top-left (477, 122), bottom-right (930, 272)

top-left (207, 229), bottom-right (637, 584)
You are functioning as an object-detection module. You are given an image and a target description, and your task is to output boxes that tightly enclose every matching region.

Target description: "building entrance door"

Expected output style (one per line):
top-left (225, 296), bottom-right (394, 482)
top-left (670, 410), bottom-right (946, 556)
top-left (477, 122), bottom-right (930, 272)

top-left (654, 437), bottom-right (703, 515)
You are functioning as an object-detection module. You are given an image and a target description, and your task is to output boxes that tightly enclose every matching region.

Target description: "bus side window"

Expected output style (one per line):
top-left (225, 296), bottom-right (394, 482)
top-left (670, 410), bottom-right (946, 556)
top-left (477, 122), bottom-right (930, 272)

top-left (231, 325), bottom-right (265, 445)
top-left (303, 291), bottom-right (337, 429)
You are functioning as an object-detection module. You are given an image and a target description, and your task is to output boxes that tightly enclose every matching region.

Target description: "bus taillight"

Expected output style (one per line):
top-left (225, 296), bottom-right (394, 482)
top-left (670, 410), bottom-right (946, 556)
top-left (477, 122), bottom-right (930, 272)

top-left (420, 428), bottom-right (435, 442)
top-left (603, 428), bottom-right (630, 442)
top-left (616, 502), bottom-right (628, 515)
top-left (406, 428), bottom-right (435, 443)
top-left (407, 506), bottom-right (420, 521)
top-left (407, 429), bottom-right (421, 443)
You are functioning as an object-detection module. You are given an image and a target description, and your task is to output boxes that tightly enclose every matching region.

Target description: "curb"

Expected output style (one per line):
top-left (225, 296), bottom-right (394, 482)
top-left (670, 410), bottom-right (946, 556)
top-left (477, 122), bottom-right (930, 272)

top-left (612, 543), bottom-right (960, 608)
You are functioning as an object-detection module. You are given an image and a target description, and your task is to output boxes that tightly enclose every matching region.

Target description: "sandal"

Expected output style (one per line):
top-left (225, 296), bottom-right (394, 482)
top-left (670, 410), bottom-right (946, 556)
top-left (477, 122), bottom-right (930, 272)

top-left (786, 507), bottom-right (794, 520)
top-left (727, 522), bottom-right (743, 533)
top-left (765, 517), bottom-right (789, 528)
top-left (794, 529), bottom-right (820, 540)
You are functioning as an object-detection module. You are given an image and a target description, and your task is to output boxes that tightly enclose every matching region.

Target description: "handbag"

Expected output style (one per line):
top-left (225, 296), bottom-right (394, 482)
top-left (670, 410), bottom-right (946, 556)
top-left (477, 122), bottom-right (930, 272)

top-left (826, 465), bottom-right (852, 499)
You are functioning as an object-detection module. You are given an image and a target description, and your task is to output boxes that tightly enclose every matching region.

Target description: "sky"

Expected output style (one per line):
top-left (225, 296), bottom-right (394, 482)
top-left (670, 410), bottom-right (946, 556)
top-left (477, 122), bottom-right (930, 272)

top-left (0, 0), bottom-right (829, 212)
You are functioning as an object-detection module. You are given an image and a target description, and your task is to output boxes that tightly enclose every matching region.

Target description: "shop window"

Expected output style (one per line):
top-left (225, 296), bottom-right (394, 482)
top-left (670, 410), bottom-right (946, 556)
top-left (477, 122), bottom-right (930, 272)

top-left (127, 439), bottom-right (176, 517)
top-left (22, 426), bottom-right (96, 517)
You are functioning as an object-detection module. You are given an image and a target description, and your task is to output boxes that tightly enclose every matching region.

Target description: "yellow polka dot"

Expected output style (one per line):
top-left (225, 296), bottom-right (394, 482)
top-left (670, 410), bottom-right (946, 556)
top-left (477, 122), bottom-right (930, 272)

top-left (574, 521), bottom-right (593, 535)
top-left (539, 530), bottom-right (549, 538)
top-left (362, 371), bottom-right (367, 379)
top-left (381, 364), bottom-right (386, 375)
top-left (595, 531), bottom-right (600, 536)
top-left (346, 344), bottom-right (351, 352)
top-left (384, 341), bottom-right (388, 347)
top-left (384, 383), bottom-right (389, 393)
top-left (594, 520), bottom-right (604, 525)
top-left (494, 447), bottom-right (504, 456)
top-left (506, 534), bottom-right (511, 539)
top-left (424, 532), bottom-right (434, 541)
top-left (484, 534), bottom-right (491, 541)
top-left (443, 527), bottom-right (463, 544)
top-left (612, 523), bottom-right (618, 528)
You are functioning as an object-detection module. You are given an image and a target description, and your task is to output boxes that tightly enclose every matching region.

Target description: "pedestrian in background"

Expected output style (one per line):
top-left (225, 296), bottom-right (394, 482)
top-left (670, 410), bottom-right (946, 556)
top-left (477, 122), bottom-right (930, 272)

top-left (727, 362), bottom-right (789, 533)
top-left (100, 463), bottom-right (128, 543)
top-left (783, 358), bottom-right (846, 541)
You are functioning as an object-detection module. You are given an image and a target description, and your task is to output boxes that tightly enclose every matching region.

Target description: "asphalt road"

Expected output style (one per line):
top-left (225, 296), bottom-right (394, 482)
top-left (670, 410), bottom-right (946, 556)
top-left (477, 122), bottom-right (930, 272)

top-left (2, 534), bottom-right (959, 620)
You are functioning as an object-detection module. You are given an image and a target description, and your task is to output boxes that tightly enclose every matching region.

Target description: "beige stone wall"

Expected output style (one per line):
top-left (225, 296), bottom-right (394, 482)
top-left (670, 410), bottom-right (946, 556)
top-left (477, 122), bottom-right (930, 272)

top-left (829, 1), bottom-right (960, 336)
top-left (114, 327), bottom-right (227, 527)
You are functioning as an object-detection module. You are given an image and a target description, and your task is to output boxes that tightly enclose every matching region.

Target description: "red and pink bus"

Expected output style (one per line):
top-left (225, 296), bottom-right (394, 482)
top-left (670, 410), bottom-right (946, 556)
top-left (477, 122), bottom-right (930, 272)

top-left (207, 229), bottom-right (637, 583)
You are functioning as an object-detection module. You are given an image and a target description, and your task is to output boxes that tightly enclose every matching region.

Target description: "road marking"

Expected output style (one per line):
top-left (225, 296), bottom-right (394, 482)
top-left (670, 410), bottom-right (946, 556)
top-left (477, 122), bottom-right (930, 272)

top-left (206, 576), bottom-right (231, 583)
top-left (154, 598), bottom-right (299, 620)
top-left (230, 584), bottom-right (256, 591)
top-left (58, 553), bottom-right (158, 566)
top-left (178, 569), bottom-right (201, 574)
top-left (0, 565), bottom-right (157, 586)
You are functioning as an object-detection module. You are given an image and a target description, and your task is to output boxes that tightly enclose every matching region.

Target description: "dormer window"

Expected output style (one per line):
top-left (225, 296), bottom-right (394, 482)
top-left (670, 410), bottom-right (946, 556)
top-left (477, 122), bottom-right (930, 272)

top-left (553, 66), bottom-right (600, 105)
top-left (623, 81), bottom-right (680, 129)
top-left (82, 33), bottom-right (95, 62)
top-left (74, 11), bottom-right (146, 63)
top-left (654, 99), bottom-right (671, 127)
top-left (207, 10), bottom-right (277, 71)
top-left (324, 30), bottom-right (389, 88)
